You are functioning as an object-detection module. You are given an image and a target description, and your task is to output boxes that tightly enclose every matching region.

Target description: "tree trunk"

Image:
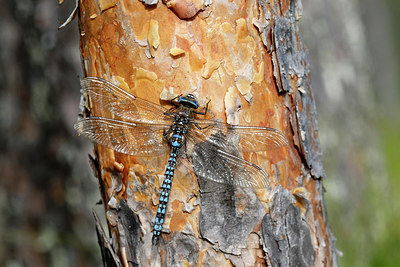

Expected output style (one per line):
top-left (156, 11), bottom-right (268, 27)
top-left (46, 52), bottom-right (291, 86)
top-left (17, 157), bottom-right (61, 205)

top-left (77, 0), bottom-right (337, 266)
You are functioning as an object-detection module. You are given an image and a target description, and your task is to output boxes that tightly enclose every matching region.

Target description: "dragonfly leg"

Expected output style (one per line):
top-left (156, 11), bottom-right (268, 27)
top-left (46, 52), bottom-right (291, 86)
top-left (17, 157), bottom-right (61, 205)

top-left (164, 105), bottom-right (179, 116)
top-left (192, 120), bottom-right (213, 131)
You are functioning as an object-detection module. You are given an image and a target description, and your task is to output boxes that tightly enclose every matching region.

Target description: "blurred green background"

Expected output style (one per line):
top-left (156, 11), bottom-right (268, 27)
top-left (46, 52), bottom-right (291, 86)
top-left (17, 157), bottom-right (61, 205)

top-left (301, 0), bottom-right (400, 266)
top-left (0, 0), bottom-right (399, 266)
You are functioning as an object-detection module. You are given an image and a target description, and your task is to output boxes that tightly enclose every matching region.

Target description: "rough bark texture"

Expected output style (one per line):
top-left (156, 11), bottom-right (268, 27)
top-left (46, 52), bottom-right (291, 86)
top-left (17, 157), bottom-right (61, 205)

top-left (77, 0), bottom-right (337, 266)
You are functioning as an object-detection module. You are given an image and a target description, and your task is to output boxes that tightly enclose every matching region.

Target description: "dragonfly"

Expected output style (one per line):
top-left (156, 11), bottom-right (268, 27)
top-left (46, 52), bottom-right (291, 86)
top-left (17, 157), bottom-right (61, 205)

top-left (74, 77), bottom-right (288, 245)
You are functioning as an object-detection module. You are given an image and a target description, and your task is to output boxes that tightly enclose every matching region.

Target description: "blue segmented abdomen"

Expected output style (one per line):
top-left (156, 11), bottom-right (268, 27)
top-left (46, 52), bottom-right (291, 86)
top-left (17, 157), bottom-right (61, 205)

top-left (152, 134), bottom-right (183, 244)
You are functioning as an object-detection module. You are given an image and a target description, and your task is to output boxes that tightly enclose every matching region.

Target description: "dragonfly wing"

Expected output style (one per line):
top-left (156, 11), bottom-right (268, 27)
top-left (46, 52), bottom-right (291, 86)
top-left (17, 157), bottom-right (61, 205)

top-left (81, 77), bottom-right (172, 124)
top-left (229, 125), bottom-right (288, 152)
top-left (188, 131), bottom-right (270, 188)
top-left (74, 117), bottom-right (168, 156)
top-left (193, 119), bottom-right (288, 152)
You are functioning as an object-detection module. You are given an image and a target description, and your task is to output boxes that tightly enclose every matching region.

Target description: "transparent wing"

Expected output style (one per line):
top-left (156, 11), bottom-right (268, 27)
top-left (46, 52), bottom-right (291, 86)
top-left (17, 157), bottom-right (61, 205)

top-left (81, 77), bottom-right (172, 124)
top-left (191, 119), bottom-right (288, 152)
top-left (187, 131), bottom-right (270, 188)
top-left (74, 117), bottom-right (168, 156)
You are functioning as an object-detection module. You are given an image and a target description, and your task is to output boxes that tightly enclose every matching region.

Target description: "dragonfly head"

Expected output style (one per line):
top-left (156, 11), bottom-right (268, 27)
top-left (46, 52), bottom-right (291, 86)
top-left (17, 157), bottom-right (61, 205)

top-left (178, 94), bottom-right (199, 109)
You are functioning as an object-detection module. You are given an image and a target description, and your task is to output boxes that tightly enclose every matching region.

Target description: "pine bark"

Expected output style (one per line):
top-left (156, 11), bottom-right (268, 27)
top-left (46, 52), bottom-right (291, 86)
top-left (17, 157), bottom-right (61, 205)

top-left (77, 0), bottom-right (337, 266)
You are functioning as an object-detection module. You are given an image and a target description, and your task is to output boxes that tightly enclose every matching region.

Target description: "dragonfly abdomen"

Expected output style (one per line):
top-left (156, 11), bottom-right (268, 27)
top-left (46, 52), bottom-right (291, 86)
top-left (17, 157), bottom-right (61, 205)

top-left (152, 133), bottom-right (184, 244)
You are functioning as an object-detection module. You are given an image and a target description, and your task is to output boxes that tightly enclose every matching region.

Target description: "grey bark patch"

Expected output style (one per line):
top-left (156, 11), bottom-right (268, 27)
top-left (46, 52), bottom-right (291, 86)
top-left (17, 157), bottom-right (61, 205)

top-left (119, 199), bottom-right (141, 266)
top-left (273, 16), bottom-right (307, 93)
top-left (254, 0), bottom-right (272, 51)
top-left (93, 210), bottom-right (122, 267)
top-left (168, 232), bottom-right (199, 266)
top-left (261, 186), bottom-right (315, 266)
top-left (294, 87), bottom-right (325, 179)
top-left (198, 178), bottom-right (264, 255)
top-left (273, 14), bottom-right (325, 179)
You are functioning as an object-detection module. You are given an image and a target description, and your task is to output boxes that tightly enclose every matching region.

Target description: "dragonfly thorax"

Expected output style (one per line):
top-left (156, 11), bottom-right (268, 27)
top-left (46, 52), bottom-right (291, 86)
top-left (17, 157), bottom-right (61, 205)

top-left (177, 94), bottom-right (199, 109)
top-left (175, 111), bottom-right (190, 123)
top-left (164, 111), bottom-right (190, 147)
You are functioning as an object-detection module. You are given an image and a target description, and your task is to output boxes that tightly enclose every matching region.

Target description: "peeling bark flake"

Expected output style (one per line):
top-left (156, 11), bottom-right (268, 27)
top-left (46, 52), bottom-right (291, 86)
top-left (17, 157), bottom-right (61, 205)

top-left (273, 14), bottom-right (325, 179)
top-left (140, 0), bottom-right (159, 5)
top-left (93, 210), bottom-right (122, 267)
top-left (198, 178), bottom-right (264, 255)
top-left (261, 186), bottom-right (315, 267)
top-left (164, 0), bottom-right (204, 19)
top-left (273, 16), bottom-right (306, 93)
top-left (118, 199), bottom-right (141, 266)
top-left (99, 0), bottom-right (117, 12)
top-left (168, 233), bottom-right (199, 266)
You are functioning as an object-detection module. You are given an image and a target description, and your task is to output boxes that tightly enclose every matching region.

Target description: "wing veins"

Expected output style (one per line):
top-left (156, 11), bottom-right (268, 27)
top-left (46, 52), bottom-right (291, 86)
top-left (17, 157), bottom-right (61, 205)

top-left (74, 117), bottom-right (168, 156)
top-left (81, 77), bottom-right (172, 124)
top-left (189, 119), bottom-right (288, 151)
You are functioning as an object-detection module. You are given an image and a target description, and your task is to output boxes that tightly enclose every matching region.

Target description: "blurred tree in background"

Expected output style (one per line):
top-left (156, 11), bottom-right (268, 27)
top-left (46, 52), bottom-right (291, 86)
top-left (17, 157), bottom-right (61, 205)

top-left (300, 0), bottom-right (400, 266)
top-left (0, 0), bottom-right (399, 266)
top-left (0, 0), bottom-right (101, 266)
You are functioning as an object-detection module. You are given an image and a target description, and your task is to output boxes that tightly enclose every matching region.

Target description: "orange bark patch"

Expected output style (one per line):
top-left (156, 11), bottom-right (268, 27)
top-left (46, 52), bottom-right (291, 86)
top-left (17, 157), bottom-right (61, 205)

top-left (170, 200), bottom-right (188, 232)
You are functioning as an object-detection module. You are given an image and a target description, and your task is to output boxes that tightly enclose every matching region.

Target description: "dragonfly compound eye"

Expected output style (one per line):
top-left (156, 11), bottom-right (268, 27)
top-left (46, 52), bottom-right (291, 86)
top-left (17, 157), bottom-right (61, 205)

top-left (178, 94), bottom-right (199, 109)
